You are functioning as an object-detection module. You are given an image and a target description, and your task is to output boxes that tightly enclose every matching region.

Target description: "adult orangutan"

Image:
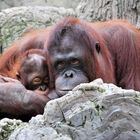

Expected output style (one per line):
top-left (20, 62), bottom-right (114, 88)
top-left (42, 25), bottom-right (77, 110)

top-left (46, 17), bottom-right (140, 97)
top-left (46, 17), bottom-right (115, 97)
top-left (0, 28), bottom-right (53, 120)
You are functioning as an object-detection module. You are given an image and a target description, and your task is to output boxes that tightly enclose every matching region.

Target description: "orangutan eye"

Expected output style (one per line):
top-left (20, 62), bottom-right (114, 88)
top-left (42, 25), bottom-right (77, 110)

top-left (71, 59), bottom-right (80, 65)
top-left (32, 77), bottom-right (42, 85)
top-left (56, 61), bottom-right (65, 69)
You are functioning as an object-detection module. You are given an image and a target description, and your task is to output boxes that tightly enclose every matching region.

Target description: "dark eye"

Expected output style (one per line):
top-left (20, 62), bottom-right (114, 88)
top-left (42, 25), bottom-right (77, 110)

top-left (70, 59), bottom-right (80, 65)
top-left (56, 61), bottom-right (65, 69)
top-left (32, 77), bottom-right (42, 85)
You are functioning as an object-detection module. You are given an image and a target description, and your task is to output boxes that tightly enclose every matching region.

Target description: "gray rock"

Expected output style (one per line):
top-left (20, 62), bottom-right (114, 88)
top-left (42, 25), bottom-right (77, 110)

top-left (0, 0), bottom-right (80, 11)
top-left (7, 79), bottom-right (140, 140)
top-left (0, 118), bottom-right (22, 140)
top-left (46, 0), bottom-right (81, 9)
top-left (0, 6), bottom-right (76, 51)
top-left (9, 125), bottom-right (71, 140)
top-left (76, 0), bottom-right (140, 29)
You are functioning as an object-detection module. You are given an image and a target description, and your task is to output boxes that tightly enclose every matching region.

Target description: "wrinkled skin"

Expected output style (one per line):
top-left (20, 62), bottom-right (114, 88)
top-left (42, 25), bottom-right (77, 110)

top-left (47, 17), bottom-right (140, 97)
top-left (46, 18), bottom-right (115, 97)
top-left (49, 36), bottom-right (89, 97)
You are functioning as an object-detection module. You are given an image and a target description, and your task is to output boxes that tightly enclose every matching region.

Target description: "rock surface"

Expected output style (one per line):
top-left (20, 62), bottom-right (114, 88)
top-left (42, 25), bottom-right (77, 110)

top-left (76, 0), bottom-right (140, 28)
top-left (1, 79), bottom-right (140, 140)
top-left (0, 118), bottom-right (22, 140)
top-left (46, 0), bottom-right (80, 9)
top-left (0, 6), bottom-right (75, 52)
top-left (0, 0), bottom-right (81, 11)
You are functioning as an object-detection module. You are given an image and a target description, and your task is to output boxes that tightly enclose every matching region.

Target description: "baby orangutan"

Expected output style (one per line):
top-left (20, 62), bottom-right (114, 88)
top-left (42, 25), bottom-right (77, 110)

top-left (16, 49), bottom-right (49, 94)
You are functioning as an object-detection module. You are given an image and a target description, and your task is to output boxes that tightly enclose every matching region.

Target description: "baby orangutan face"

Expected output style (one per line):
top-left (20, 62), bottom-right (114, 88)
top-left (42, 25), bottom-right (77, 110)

top-left (17, 52), bottom-right (49, 94)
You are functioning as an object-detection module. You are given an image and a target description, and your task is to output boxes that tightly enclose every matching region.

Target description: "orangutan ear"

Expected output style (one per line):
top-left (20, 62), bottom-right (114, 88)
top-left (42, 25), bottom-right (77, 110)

top-left (95, 42), bottom-right (100, 53)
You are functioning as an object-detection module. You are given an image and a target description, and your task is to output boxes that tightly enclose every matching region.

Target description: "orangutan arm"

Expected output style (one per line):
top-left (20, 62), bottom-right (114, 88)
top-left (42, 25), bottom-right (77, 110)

top-left (0, 75), bottom-right (49, 118)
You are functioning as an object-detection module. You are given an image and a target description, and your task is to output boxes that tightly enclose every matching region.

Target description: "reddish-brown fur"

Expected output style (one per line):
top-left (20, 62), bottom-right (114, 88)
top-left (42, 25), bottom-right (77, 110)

top-left (1, 18), bottom-right (140, 91)
top-left (0, 27), bottom-right (51, 80)
top-left (90, 20), bottom-right (140, 90)
top-left (46, 17), bottom-right (116, 89)
top-left (0, 28), bottom-right (52, 120)
top-left (46, 17), bottom-right (140, 91)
